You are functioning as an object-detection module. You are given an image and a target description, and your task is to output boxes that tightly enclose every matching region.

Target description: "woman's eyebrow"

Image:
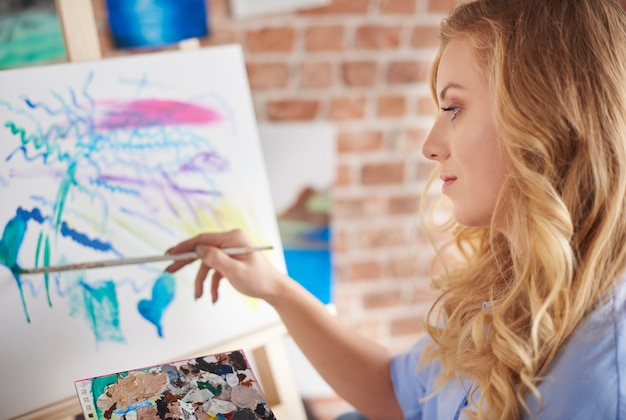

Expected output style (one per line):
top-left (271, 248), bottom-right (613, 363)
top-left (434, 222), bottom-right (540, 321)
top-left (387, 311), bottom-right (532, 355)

top-left (439, 83), bottom-right (464, 101)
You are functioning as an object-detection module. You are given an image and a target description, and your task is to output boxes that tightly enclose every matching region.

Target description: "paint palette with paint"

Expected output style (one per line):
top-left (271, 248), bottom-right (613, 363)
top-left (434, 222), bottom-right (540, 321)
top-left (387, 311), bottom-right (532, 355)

top-left (74, 349), bottom-right (275, 420)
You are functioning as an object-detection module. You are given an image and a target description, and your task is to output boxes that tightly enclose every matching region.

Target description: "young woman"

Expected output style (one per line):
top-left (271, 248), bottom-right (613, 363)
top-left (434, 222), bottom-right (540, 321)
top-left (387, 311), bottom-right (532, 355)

top-left (165, 0), bottom-right (626, 418)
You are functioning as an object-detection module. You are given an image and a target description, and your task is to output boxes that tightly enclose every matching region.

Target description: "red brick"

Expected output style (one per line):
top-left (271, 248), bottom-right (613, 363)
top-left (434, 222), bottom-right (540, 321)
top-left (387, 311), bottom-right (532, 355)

top-left (411, 25), bottom-right (441, 48)
top-left (342, 61), bottom-right (378, 86)
top-left (332, 229), bottom-right (348, 253)
top-left (409, 287), bottom-right (440, 305)
top-left (403, 128), bottom-right (429, 151)
top-left (336, 163), bottom-right (352, 186)
top-left (334, 196), bottom-right (386, 219)
top-left (200, 28), bottom-right (238, 46)
top-left (361, 162), bottom-right (405, 184)
top-left (246, 27), bottom-right (295, 52)
top-left (337, 130), bottom-right (384, 153)
top-left (267, 99), bottom-right (319, 121)
top-left (415, 158), bottom-right (437, 182)
top-left (349, 261), bottom-right (382, 281)
top-left (389, 255), bottom-right (420, 277)
top-left (380, 0), bottom-right (417, 14)
top-left (377, 95), bottom-right (406, 117)
top-left (353, 320), bottom-right (386, 341)
top-left (387, 60), bottom-right (431, 84)
top-left (388, 194), bottom-right (420, 215)
top-left (356, 25), bottom-right (402, 49)
top-left (391, 315), bottom-right (425, 335)
top-left (329, 97), bottom-right (367, 121)
top-left (305, 26), bottom-right (345, 51)
top-left (418, 95), bottom-right (437, 116)
top-left (363, 290), bottom-right (403, 309)
top-left (356, 225), bottom-right (408, 249)
top-left (209, 0), bottom-right (230, 19)
top-left (246, 63), bottom-right (289, 90)
top-left (300, 62), bottom-right (333, 88)
top-left (334, 285), bottom-right (358, 312)
top-left (428, 0), bottom-right (457, 12)
top-left (299, 0), bottom-right (370, 14)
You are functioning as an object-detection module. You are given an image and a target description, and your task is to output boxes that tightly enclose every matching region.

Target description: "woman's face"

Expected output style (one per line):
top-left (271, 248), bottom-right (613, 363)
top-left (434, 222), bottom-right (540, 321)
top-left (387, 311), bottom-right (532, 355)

top-left (422, 39), bottom-right (509, 227)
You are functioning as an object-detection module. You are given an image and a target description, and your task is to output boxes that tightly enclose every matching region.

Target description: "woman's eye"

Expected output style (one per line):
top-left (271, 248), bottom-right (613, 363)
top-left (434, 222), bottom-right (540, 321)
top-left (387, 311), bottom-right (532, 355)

top-left (440, 106), bottom-right (460, 121)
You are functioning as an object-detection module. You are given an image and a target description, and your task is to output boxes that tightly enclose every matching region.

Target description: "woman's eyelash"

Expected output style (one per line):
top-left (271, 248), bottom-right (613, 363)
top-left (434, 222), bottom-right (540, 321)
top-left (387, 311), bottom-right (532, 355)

top-left (440, 106), bottom-right (460, 120)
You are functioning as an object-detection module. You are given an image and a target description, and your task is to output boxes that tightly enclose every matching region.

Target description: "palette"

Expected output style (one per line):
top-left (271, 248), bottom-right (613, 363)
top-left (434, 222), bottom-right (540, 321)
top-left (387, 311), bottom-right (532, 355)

top-left (74, 349), bottom-right (275, 420)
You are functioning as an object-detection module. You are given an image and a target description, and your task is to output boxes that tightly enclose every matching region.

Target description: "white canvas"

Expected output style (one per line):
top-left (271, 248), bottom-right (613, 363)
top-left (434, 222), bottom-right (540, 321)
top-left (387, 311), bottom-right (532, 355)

top-left (0, 44), bottom-right (284, 419)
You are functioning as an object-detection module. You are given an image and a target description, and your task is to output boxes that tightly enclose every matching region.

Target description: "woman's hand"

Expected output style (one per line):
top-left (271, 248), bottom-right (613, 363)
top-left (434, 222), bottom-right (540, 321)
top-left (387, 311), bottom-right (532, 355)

top-left (164, 229), bottom-right (288, 304)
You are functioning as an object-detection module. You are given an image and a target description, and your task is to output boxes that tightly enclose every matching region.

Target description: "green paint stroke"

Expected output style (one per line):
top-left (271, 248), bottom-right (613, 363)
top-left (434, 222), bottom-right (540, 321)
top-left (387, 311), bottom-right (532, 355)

top-left (53, 161), bottom-right (77, 230)
top-left (81, 280), bottom-right (125, 345)
top-left (4, 121), bottom-right (66, 159)
top-left (90, 374), bottom-right (118, 420)
top-left (43, 235), bottom-right (52, 306)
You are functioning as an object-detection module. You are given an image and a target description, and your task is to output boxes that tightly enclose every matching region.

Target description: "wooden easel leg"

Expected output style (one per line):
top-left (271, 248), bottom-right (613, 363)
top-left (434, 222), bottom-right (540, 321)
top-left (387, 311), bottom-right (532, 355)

top-left (55, 0), bottom-right (102, 62)
top-left (253, 339), bottom-right (309, 420)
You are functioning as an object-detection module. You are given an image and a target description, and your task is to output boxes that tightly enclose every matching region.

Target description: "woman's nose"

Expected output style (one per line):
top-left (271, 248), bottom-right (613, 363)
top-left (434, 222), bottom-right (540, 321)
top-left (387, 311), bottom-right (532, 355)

top-left (422, 122), bottom-right (448, 161)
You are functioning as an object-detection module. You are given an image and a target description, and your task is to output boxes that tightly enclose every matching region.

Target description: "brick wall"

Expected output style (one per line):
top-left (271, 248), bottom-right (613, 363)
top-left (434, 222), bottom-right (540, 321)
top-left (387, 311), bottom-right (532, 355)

top-left (90, 0), bottom-right (458, 353)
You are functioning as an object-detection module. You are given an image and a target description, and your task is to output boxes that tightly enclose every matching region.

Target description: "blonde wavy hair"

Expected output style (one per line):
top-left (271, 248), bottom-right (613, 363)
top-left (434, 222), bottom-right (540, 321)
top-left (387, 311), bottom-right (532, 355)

top-left (420, 0), bottom-right (626, 418)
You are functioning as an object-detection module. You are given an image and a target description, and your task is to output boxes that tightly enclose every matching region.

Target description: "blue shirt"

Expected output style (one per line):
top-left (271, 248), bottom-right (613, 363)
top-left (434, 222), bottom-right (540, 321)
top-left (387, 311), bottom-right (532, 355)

top-left (390, 280), bottom-right (626, 419)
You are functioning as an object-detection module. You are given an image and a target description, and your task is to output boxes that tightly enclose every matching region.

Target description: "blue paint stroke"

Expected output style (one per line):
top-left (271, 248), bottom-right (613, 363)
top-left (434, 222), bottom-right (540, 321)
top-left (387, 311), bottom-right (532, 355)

top-left (113, 400), bottom-right (153, 415)
top-left (60, 221), bottom-right (113, 252)
top-left (80, 279), bottom-right (125, 344)
top-left (0, 207), bottom-right (45, 322)
top-left (138, 273), bottom-right (175, 337)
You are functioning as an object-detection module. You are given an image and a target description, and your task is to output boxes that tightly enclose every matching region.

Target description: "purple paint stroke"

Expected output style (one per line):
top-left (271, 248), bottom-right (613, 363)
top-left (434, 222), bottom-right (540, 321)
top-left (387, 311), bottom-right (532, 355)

top-left (180, 151), bottom-right (230, 173)
top-left (96, 174), bottom-right (222, 196)
top-left (96, 99), bottom-right (222, 130)
top-left (159, 169), bottom-right (217, 224)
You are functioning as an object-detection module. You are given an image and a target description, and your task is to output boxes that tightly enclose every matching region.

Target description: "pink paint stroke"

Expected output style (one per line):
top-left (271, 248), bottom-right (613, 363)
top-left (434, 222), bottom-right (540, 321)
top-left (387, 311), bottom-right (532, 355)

top-left (96, 99), bottom-right (222, 130)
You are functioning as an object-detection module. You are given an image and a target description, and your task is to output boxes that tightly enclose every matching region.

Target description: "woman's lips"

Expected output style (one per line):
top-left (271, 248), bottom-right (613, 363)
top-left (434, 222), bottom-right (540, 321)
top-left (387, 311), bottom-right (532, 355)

top-left (441, 175), bottom-right (457, 190)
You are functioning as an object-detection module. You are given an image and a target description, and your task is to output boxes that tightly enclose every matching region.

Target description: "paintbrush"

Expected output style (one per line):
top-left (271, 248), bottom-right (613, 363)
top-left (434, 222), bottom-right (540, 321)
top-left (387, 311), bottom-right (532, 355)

top-left (16, 245), bottom-right (273, 275)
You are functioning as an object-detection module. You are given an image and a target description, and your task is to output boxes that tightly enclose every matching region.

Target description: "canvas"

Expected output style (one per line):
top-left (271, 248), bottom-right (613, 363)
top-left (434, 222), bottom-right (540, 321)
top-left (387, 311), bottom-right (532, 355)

top-left (0, 44), bottom-right (283, 419)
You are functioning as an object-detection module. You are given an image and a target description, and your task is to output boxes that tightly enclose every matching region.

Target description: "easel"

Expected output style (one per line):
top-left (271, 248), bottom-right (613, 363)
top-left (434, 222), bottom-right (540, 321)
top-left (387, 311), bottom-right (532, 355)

top-left (11, 1), bottom-right (307, 418)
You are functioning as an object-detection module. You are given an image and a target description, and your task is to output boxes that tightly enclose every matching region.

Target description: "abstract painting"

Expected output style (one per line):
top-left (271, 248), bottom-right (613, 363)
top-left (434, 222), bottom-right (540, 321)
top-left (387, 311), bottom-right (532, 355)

top-left (75, 349), bottom-right (275, 420)
top-left (0, 45), bottom-right (283, 419)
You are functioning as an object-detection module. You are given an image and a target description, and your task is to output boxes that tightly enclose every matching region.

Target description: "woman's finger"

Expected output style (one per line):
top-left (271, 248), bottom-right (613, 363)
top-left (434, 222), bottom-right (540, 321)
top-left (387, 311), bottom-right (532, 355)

top-left (194, 263), bottom-right (211, 300)
top-left (211, 270), bottom-right (224, 303)
top-left (164, 255), bottom-right (197, 273)
top-left (164, 230), bottom-right (253, 273)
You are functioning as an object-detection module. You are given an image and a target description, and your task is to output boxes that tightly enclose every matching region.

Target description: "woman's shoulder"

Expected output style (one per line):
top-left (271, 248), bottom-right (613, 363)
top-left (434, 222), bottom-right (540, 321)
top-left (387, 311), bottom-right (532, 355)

top-left (525, 277), bottom-right (626, 418)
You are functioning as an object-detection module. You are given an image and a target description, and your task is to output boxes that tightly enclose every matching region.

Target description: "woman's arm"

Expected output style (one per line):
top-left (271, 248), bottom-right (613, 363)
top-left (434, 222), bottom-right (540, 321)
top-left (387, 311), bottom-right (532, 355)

top-left (165, 229), bottom-right (404, 420)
